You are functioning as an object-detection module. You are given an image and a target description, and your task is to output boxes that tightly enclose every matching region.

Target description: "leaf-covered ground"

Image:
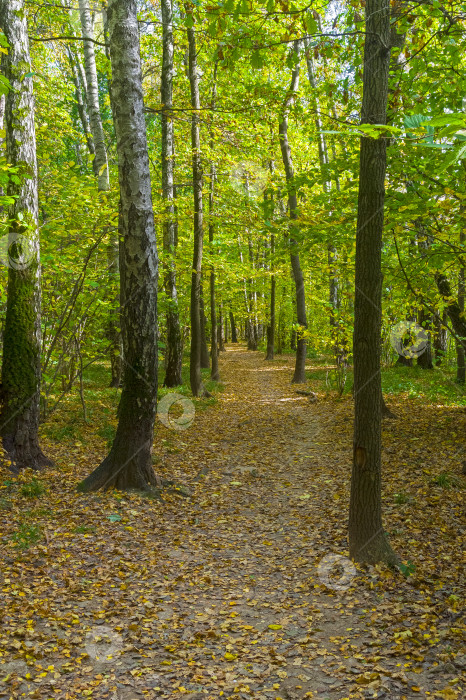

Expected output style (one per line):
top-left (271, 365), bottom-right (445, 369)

top-left (0, 347), bottom-right (465, 700)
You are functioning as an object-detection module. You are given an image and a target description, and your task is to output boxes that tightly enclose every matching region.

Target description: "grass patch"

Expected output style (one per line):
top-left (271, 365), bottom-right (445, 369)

top-left (394, 491), bottom-right (412, 505)
top-left (97, 423), bottom-right (116, 447)
top-left (20, 478), bottom-right (46, 499)
top-left (430, 472), bottom-right (462, 489)
top-left (11, 523), bottom-right (42, 549)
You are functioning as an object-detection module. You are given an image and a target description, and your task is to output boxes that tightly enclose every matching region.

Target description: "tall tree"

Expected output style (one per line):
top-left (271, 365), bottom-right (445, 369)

top-left (186, 5), bottom-right (205, 397)
top-left (161, 0), bottom-right (182, 387)
top-left (78, 0), bottom-right (109, 189)
top-left (78, 0), bottom-right (121, 388)
top-left (279, 43), bottom-right (308, 383)
top-left (209, 61), bottom-right (220, 380)
top-left (348, 0), bottom-right (398, 565)
top-left (79, 0), bottom-right (159, 492)
top-left (0, 0), bottom-right (52, 469)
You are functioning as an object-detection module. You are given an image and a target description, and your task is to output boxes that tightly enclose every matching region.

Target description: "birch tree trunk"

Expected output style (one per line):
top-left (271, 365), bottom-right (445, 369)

top-left (78, 0), bottom-right (109, 189)
top-left (79, 0), bottom-right (122, 388)
top-left (0, 0), bottom-right (52, 469)
top-left (66, 46), bottom-right (95, 156)
top-left (79, 0), bottom-right (159, 492)
top-left (161, 0), bottom-right (182, 387)
top-left (279, 43), bottom-right (308, 383)
top-left (186, 6), bottom-right (205, 397)
top-left (348, 0), bottom-right (398, 565)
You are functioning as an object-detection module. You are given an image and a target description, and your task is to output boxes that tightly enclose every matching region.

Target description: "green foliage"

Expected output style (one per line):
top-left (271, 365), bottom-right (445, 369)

top-left (11, 523), bottom-right (42, 549)
top-left (20, 478), bottom-right (46, 499)
top-left (430, 472), bottom-right (462, 490)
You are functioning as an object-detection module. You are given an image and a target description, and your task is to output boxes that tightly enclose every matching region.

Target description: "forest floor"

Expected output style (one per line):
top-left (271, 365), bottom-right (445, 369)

top-left (0, 346), bottom-right (465, 700)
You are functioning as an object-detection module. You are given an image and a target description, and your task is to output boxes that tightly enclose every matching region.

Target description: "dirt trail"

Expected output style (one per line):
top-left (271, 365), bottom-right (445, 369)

top-left (0, 347), bottom-right (464, 700)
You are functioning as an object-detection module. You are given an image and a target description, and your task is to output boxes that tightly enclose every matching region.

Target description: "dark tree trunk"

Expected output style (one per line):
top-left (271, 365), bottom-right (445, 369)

top-left (417, 310), bottom-right (433, 369)
top-left (456, 233), bottom-right (465, 383)
top-left (217, 302), bottom-right (226, 352)
top-left (0, 0), bottom-right (52, 470)
top-left (186, 8), bottom-right (204, 397)
top-left (349, 0), bottom-right (397, 566)
top-left (79, 0), bottom-right (158, 492)
top-left (208, 64), bottom-right (219, 381)
top-left (433, 309), bottom-right (448, 366)
top-left (279, 43), bottom-right (307, 383)
top-left (200, 287), bottom-right (210, 369)
top-left (396, 354), bottom-right (413, 367)
top-left (161, 0), bottom-right (182, 387)
top-left (436, 275), bottom-right (466, 355)
top-left (229, 310), bottom-right (238, 342)
top-left (266, 239), bottom-right (276, 361)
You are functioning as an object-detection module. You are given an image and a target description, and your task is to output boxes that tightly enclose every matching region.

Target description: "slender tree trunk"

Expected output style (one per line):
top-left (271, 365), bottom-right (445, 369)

top-left (229, 310), bottom-right (238, 343)
top-left (79, 0), bottom-right (159, 492)
top-left (186, 7), bottom-right (204, 396)
top-left (349, 0), bottom-right (398, 566)
top-left (306, 48), bottom-right (345, 365)
top-left (456, 229), bottom-right (465, 383)
top-left (0, 0), bottom-right (52, 470)
top-left (161, 0), bottom-right (182, 387)
top-left (79, 0), bottom-right (122, 388)
top-left (78, 0), bottom-right (109, 188)
top-left (200, 285), bottom-right (210, 368)
top-left (279, 43), bottom-right (307, 383)
top-left (209, 63), bottom-right (219, 380)
top-left (66, 46), bottom-right (95, 156)
top-left (217, 302), bottom-right (226, 352)
top-left (266, 231), bottom-right (276, 360)
top-left (433, 310), bottom-right (448, 365)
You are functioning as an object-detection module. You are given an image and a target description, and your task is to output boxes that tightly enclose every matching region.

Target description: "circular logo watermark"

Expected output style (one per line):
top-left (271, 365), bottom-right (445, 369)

top-left (230, 160), bottom-right (268, 197)
top-left (157, 392), bottom-right (195, 431)
top-left (84, 624), bottom-right (123, 662)
top-left (317, 554), bottom-right (356, 592)
top-left (390, 321), bottom-right (429, 359)
top-left (0, 232), bottom-right (35, 270)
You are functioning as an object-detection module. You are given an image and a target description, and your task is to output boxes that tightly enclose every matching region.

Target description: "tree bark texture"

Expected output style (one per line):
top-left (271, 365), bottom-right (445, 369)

top-left (79, 0), bottom-right (159, 492)
top-left (348, 0), bottom-right (397, 566)
top-left (78, 0), bottom-right (109, 189)
top-left (0, 0), bottom-right (52, 470)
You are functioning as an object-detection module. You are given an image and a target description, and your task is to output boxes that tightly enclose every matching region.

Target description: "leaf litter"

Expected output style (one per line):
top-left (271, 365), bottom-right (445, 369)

top-left (0, 346), bottom-right (465, 699)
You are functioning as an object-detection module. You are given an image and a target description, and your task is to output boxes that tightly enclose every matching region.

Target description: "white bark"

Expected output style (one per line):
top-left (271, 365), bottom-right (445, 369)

top-left (78, 0), bottom-right (109, 191)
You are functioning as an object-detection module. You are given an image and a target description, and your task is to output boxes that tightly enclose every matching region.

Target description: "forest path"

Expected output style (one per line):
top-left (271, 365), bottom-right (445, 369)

top-left (0, 346), bottom-right (464, 699)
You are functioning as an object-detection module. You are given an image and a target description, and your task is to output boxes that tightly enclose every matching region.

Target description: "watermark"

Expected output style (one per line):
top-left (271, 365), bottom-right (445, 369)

top-left (230, 160), bottom-right (268, 197)
top-left (84, 624), bottom-right (123, 663)
top-left (389, 320), bottom-right (429, 360)
top-left (317, 553), bottom-right (356, 592)
top-left (157, 392), bottom-right (195, 431)
top-left (0, 232), bottom-right (35, 270)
